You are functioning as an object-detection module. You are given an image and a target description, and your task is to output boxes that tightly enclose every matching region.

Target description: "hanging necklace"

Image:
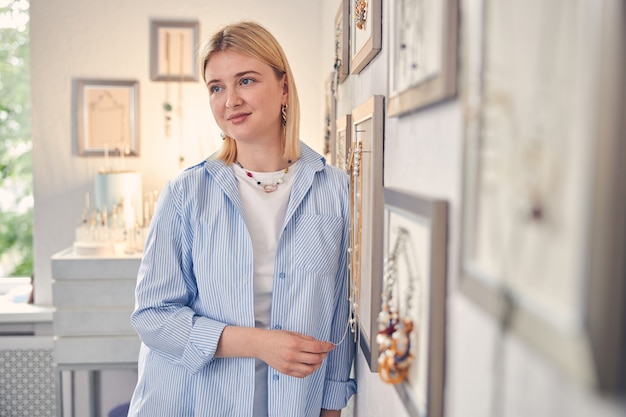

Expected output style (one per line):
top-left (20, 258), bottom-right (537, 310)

top-left (355, 0), bottom-right (368, 30)
top-left (376, 226), bottom-right (419, 384)
top-left (235, 160), bottom-right (292, 193)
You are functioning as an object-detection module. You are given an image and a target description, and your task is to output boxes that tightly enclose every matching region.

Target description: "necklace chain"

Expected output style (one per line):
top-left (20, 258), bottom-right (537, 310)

top-left (235, 160), bottom-right (292, 193)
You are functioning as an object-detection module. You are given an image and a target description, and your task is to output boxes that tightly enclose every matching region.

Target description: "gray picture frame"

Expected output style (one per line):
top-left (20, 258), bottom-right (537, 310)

top-left (150, 20), bottom-right (200, 82)
top-left (459, 0), bottom-right (626, 394)
top-left (387, 0), bottom-right (458, 117)
top-left (74, 79), bottom-right (140, 157)
top-left (381, 187), bottom-right (448, 417)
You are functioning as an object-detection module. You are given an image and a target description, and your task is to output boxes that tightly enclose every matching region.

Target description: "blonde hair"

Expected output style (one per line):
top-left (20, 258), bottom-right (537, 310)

top-left (199, 21), bottom-right (301, 163)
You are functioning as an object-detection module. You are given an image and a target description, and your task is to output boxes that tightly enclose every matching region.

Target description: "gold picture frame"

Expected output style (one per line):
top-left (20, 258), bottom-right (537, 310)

top-left (348, 95), bottom-right (385, 370)
top-left (350, 0), bottom-right (382, 74)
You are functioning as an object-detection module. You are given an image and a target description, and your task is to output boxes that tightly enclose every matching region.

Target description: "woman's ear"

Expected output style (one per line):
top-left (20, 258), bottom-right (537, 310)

top-left (282, 74), bottom-right (288, 97)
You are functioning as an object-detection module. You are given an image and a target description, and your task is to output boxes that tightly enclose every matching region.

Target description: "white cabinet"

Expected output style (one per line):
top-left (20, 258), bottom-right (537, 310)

top-left (50, 248), bottom-right (142, 416)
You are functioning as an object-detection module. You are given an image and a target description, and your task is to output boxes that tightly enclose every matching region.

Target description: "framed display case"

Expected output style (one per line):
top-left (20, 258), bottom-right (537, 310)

top-left (334, 114), bottom-right (351, 171)
top-left (387, 0), bottom-right (458, 116)
top-left (74, 79), bottom-right (140, 157)
top-left (378, 188), bottom-right (448, 416)
top-left (150, 20), bottom-right (200, 82)
top-left (334, 0), bottom-right (350, 84)
top-left (347, 95), bottom-right (385, 369)
top-left (324, 72), bottom-right (337, 161)
top-left (350, 0), bottom-right (382, 74)
top-left (460, 0), bottom-right (626, 393)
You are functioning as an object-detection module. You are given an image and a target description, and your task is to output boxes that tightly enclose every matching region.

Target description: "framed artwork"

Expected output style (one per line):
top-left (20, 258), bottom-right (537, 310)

top-left (150, 20), bottom-right (200, 82)
top-left (74, 79), bottom-right (140, 157)
top-left (460, 0), bottom-right (626, 393)
top-left (334, 0), bottom-right (350, 84)
top-left (378, 188), bottom-right (447, 417)
top-left (347, 95), bottom-right (385, 370)
top-left (334, 114), bottom-right (351, 171)
top-left (387, 0), bottom-right (458, 117)
top-left (324, 73), bottom-right (337, 162)
top-left (350, 0), bottom-right (382, 74)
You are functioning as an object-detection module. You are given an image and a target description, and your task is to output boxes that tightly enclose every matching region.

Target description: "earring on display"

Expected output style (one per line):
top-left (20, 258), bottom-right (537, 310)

top-left (220, 132), bottom-right (226, 141)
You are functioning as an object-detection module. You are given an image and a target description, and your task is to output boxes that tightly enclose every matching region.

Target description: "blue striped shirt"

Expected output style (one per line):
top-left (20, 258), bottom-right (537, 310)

top-left (128, 142), bottom-right (357, 416)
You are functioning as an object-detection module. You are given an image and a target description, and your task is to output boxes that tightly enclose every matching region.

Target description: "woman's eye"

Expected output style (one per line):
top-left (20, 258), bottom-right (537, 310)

top-left (209, 85), bottom-right (222, 94)
top-left (240, 78), bottom-right (254, 86)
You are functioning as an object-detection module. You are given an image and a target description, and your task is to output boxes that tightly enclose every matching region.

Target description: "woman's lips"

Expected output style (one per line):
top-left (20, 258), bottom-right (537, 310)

top-left (227, 112), bottom-right (250, 124)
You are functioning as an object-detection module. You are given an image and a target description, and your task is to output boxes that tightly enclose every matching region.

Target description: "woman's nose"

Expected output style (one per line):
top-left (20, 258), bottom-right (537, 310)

top-left (226, 90), bottom-right (242, 108)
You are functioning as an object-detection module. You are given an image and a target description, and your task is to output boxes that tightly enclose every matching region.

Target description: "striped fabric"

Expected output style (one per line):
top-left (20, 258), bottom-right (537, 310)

top-left (128, 142), bottom-right (357, 417)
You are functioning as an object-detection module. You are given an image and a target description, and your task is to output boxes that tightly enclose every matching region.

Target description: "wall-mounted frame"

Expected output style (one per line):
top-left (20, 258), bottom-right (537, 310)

top-left (347, 95), bottom-right (384, 370)
top-left (460, 0), bottom-right (626, 394)
top-left (334, 114), bottom-right (351, 171)
top-left (381, 188), bottom-right (448, 417)
top-left (324, 72), bottom-right (337, 162)
top-left (350, 0), bottom-right (382, 74)
top-left (150, 20), bottom-right (200, 82)
top-left (387, 0), bottom-right (458, 117)
top-left (74, 79), bottom-right (140, 157)
top-left (334, 0), bottom-right (350, 84)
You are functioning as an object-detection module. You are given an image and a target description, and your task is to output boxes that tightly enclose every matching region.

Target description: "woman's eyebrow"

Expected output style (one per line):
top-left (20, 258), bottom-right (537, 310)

top-left (206, 70), bottom-right (262, 86)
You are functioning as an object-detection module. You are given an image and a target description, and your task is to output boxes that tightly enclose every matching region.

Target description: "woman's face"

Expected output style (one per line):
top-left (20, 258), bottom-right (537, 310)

top-left (204, 50), bottom-right (287, 147)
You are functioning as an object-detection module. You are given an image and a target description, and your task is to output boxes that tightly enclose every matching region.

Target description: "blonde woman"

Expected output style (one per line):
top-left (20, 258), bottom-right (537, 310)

top-left (128, 21), bottom-right (356, 417)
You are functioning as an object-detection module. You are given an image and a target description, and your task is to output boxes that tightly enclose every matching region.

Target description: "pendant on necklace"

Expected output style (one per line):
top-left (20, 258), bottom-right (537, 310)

top-left (236, 160), bottom-right (291, 193)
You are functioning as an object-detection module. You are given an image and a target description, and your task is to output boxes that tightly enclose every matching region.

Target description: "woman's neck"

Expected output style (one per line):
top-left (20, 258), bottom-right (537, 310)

top-left (235, 141), bottom-right (290, 172)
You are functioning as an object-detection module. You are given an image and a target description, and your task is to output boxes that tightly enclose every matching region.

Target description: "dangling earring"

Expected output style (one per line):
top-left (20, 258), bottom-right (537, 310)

top-left (281, 104), bottom-right (288, 128)
top-left (220, 132), bottom-right (226, 141)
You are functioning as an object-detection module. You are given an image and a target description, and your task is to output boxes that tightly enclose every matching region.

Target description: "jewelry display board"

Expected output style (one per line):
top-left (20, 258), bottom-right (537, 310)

top-left (334, 114), bottom-right (351, 171)
top-left (388, 0), bottom-right (458, 116)
top-left (334, 0), bottom-right (350, 84)
top-left (380, 188), bottom-right (447, 417)
top-left (150, 20), bottom-right (200, 82)
top-left (460, 0), bottom-right (626, 392)
top-left (347, 95), bottom-right (385, 370)
top-left (74, 79), bottom-right (140, 157)
top-left (350, 0), bottom-right (382, 74)
top-left (324, 73), bottom-right (337, 162)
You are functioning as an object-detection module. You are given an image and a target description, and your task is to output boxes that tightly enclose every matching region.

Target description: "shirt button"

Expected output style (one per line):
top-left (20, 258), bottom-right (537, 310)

top-left (274, 325), bottom-right (282, 330)
top-left (272, 374), bottom-right (279, 381)
top-left (278, 272), bottom-right (286, 279)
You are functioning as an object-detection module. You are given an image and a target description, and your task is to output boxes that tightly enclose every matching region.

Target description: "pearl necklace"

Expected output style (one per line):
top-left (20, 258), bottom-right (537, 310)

top-left (235, 160), bottom-right (292, 193)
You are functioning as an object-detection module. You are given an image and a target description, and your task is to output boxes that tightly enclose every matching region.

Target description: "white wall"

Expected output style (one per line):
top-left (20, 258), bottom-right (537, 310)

top-left (317, 0), bottom-right (626, 417)
top-left (30, 0), bottom-right (324, 305)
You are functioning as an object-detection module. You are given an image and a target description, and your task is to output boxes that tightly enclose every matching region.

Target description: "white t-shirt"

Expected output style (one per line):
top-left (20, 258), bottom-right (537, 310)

top-left (233, 161), bottom-right (298, 417)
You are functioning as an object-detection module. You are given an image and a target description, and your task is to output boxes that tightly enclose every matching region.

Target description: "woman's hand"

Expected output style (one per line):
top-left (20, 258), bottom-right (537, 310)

top-left (257, 330), bottom-right (335, 378)
top-left (216, 326), bottom-right (335, 378)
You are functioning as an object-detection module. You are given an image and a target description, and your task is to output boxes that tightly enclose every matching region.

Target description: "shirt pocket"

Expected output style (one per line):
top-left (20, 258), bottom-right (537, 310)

top-left (294, 214), bottom-right (343, 276)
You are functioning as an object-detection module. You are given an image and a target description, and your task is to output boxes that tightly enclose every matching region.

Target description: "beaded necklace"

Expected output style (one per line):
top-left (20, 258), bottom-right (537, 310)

top-left (235, 160), bottom-right (292, 193)
top-left (376, 226), bottom-right (419, 384)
